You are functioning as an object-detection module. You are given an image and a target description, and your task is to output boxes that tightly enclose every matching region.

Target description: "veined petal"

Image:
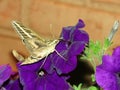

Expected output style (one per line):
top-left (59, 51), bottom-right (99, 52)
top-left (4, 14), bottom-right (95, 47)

top-left (0, 64), bottom-right (12, 86)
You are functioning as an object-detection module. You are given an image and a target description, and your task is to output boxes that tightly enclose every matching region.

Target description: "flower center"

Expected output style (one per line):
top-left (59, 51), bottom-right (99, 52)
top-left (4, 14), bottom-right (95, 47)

top-left (38, 69), bottom-right (46, 77)
top-left (39, 71), bottom-right (44, 76)
top-left (116, 73), bottom-right (120, 85)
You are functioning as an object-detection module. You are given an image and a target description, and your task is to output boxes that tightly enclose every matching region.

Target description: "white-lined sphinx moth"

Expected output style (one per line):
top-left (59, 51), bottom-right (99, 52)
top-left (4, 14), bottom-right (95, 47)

top-left (12, 21), bottom-right (59, 65)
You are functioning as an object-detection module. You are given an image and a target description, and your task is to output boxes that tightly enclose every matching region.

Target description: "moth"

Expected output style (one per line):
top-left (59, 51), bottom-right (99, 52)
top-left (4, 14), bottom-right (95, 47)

top-left (12, 21), bottom-right (60, 65)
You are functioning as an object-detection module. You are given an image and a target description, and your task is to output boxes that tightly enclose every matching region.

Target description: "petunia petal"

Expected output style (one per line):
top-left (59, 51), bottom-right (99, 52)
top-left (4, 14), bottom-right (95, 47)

top-left (51, 51), bottom-right (77, 74)
top-left (60, 26), bottom-right (73, 41)
top-left (18, 62), bottom-right (72, 90)
top-left (111, 46), bottom-right (120, 72)
top-left (55, 40), bottom-right (68, 52)
top-left (95, 66), bottom-right (120, 90)
top-left (17, 62), bottom-right (41, 86)
top-left (5, 79), bottom-right (22, 90)
top-left (75, 19), bottom-right (85, 29)
top-left (100, 47), bottom-right (120, 73)
top-left (67, 41), bottom-right (85, 57)
top-left (0, 64), bottom-right (12, 86)
top-left (98, 55), bottom-right (116, 72)
top-left (112, 46), bottom-right (120, 56)
top-left (70, 29), bottom-right (89, 43)
top-left (33, 71), bottom-right (71, 90)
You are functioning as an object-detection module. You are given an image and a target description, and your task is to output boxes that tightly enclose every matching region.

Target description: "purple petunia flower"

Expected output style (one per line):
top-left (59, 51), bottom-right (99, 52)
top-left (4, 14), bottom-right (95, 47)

top-left (0, 64), bottom-right (22, 90)
top-left (17, 62), bottom-right (73, 90)
top-left (5, 79), bottom-right (22, 90)
top-left (95, 46), bottom-right (120, 90)
top-left (0, 65), bottom-right (12, 87)
top-left (43, 19), bottom-right (89, 74)
top-left (17, 19), bottom-right (89, 90)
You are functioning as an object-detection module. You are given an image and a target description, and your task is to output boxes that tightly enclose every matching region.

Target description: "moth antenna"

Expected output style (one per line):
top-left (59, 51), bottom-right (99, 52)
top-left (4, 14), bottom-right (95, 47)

top-left (49, 24), bottom-right (56, 39)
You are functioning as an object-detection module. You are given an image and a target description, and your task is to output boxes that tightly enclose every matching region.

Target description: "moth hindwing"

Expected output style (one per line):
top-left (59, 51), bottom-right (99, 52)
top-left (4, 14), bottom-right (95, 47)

top-left (12, 21), bottom-right (59, 64)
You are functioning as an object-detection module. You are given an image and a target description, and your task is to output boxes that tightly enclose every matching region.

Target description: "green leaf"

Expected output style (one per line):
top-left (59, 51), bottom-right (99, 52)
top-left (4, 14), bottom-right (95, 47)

top-left (73, 83), bottom-right (82, 90)
top-left (89, 86), bottom-right (98, 90)
top-left (91, 74), bottom-right (95, 82)
top-left (80, 38), bottom-right (112, 70)
top-left (80, 40), bottom-right (103, 62)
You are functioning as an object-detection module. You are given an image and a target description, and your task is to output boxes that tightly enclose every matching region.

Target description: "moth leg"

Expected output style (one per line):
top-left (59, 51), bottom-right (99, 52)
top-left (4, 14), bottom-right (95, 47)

top-left (54, 49), bottom-right (67, 61)
top-left (39, 56), bottom-right (48, 70)
top-left (12, 49), bottom-right (25, 62)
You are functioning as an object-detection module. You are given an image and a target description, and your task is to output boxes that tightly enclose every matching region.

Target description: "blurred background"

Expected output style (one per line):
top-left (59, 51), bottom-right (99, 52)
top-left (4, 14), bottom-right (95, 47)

top-left (0, 0), bottom-right (120, 71)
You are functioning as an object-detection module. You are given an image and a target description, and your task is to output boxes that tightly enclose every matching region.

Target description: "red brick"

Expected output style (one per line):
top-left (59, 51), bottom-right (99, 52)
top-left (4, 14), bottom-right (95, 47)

top-left (94, 0), bottom-right (120, 4)
top-left (0, 0), bottom-right (21, 28)
top-left (29, 0), bottom-right (120, 42)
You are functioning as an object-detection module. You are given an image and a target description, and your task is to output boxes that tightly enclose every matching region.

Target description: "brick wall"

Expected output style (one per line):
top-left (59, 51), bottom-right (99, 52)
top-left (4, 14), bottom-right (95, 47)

top-left (0, 0), bottom-right (120, 71)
